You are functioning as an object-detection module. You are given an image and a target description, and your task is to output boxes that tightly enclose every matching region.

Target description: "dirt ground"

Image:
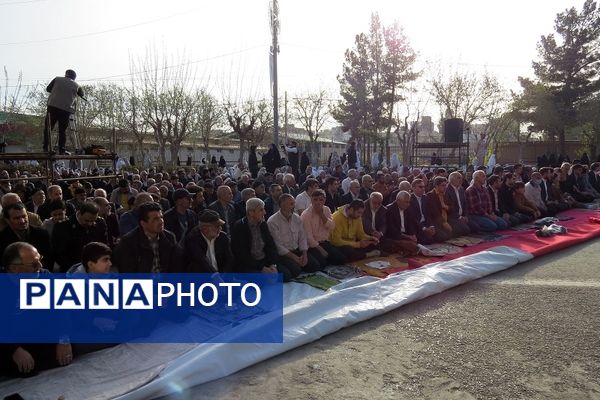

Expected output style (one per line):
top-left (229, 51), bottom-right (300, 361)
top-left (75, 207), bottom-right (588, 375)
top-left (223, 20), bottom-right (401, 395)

top-left (163, 238), bottom-right (600, 400)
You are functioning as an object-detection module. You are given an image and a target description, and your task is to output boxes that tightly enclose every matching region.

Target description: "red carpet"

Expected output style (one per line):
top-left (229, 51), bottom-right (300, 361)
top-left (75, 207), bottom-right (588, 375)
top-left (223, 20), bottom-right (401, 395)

top-left (405, 209), bottom-right (600, 268)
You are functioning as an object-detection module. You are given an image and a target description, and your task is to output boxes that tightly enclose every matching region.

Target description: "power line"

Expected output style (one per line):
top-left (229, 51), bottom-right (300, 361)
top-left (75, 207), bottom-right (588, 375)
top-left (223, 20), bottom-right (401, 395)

top-left (0, 45), bottom-right (269, 87)
top-left (0, 8), bottom-right (200, 45)
top-left (81, 45), bottom-right (268, 82)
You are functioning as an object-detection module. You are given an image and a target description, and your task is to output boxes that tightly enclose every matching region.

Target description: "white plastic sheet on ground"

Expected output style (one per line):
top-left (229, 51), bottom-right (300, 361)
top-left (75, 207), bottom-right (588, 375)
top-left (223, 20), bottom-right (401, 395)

top-left (0, 246), bottom-right (532, 400)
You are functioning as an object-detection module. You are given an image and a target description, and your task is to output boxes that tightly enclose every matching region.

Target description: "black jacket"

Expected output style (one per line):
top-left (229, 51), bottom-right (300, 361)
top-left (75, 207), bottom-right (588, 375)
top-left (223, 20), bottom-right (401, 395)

top-left (340, 192), bottom-right (360, 206)
top-left (0, 226), bottom-right (54, 271)
top-left (445, 185), bottom-right (468, 220)
top-left (362, 200), bottom-right (387, 235)
top-left (105, 212), bottom-right (120, 248)
top-left (249, 151), bottom-right (259, 176)
top-left (52, 215), bottom-right (108, 272)
top-left (358, 187), bottom-right (371, 201)
top-left (113, 226), bottom-right (179, 273)
top-left (208, 201), bottom-right (236, 235)
top-left (409, 194), bottom-right (431, 228)
top-left (163, 207), bottom-right (199, 243)
top-left (588, 171), bottom-right (600, 192)
top-left (25, 201), bottom-right (42, 215)
top-left (182, 228), bottom-right (232, 273)
top-left (264, 197), bottom-right (278, 220)
top-left (498, 184), bottom-right (516, 214)
top-left (230, 217), bottom-right (278, 272)
top-left (385, 202), bottom-right (419, 239)
top-left (325, 191), bottom-right (341, 213)
top-left (234, 201), bottom-right (247, 221)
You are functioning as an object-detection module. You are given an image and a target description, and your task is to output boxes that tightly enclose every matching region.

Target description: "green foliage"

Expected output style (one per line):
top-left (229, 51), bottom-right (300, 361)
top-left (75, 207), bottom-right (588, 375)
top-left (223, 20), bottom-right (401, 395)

top-left (332, 13), bottom-right (418, 150)
top-left (515, 0), bottom-right (600, 153)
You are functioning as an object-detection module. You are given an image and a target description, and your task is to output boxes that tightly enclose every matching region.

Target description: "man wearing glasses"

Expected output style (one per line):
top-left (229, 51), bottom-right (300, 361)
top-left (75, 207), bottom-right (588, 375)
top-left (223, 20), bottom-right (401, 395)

top-left (0, 242), bottom-right (73, 376)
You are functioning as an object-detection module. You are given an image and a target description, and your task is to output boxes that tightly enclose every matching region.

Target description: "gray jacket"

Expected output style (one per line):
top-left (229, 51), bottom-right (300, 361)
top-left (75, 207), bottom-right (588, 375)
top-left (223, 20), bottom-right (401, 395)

top-left (47, 76), bottom-right (84, 113)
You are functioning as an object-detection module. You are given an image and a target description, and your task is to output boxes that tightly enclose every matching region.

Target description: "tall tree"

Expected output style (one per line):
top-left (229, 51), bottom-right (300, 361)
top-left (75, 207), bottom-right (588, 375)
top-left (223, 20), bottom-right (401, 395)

top-left (382, 22), bottom-right (418, 163)
top-left (367, 13), bottom-right (386, 160)
top-left (519, 0), bottom-right (600, 153)
top-left (513, 78), bottom-right (565, 143)
top-left (577, 94), bottom-right (600, 159)
top-left (333, 14), bottom-right (417, 165)
top-left (332, 31), bottom-right (371, 160)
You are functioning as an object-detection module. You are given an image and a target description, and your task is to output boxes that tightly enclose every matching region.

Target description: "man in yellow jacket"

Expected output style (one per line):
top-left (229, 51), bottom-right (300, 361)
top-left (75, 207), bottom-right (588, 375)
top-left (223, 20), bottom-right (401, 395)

top-left (330, 199), bottom-right (380, 261)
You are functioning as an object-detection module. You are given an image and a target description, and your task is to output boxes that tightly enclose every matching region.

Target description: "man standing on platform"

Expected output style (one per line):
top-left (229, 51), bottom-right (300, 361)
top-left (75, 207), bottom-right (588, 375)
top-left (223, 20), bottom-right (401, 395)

top-left (43, 69), bottom-right (85, 154)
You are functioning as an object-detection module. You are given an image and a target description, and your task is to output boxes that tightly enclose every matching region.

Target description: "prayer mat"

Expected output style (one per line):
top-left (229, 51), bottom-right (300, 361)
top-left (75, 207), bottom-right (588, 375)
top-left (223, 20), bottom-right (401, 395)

top-left (426, 243), bottom-right (464, 255)
top-left (293, 273), bottom-right (341, 290)
top-left (356, 265), bottom-right (388, 278)
top-left (324, 265), bottom-right (362, 280)
top-left (510, 223), bottom-right (537, 231)
top-left (446, 236), bottom-right (484, 247)
top-left (353, 256), bottom-right (410, 277)
top-left (404, 255), bottom-right (441, 268)
top-left (417, 244), bottom-right (449, 257)
top-left (470, 233), bottom-right (511, 242)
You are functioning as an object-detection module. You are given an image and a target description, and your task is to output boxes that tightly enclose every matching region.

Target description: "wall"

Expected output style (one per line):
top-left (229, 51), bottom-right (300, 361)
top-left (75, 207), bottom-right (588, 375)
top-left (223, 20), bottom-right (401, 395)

top-left (497, 141), bottom-right (585, 164)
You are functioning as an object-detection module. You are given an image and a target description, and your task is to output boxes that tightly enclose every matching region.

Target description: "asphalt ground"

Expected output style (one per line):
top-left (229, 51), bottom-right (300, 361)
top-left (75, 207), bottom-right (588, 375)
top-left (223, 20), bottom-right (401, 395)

top-left (163, 237), bottom-right (600, 400)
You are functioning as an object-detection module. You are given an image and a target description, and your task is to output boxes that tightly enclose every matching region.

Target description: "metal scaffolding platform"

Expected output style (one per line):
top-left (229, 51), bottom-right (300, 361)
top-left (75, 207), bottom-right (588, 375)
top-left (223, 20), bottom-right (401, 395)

top-left (410, 123), bottom-right (471, 169)
top-left (0, 152), bottom-right (120, 183)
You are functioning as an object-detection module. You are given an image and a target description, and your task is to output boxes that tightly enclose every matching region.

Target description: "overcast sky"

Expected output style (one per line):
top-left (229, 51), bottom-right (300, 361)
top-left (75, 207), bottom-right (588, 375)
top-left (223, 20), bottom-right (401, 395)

top-left (0, 0), bottom-right (585, 111)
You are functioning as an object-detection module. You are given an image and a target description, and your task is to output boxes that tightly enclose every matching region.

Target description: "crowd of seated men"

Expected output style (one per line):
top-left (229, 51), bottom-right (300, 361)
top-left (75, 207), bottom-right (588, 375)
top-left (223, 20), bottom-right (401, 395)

top-left (1, 158), bottom-right (599, 376)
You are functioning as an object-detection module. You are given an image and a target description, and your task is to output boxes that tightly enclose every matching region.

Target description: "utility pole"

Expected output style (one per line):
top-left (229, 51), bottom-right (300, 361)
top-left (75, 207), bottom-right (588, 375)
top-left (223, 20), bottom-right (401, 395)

top-left (270, 0), bottom-right (280, 146)
top-left (284, 91), bottom-right (288, 143)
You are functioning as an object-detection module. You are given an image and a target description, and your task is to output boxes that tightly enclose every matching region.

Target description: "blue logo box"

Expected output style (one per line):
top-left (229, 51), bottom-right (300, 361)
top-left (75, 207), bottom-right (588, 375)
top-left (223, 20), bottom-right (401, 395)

top-left (0, 273), bottom-right (283, 344)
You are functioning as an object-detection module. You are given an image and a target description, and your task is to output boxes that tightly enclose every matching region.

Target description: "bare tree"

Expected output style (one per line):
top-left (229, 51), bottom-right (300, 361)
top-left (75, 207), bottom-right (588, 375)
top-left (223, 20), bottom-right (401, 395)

top-left (249, 99), bottom-right (273, 150)
top-left (131, 50), bottom-right (203, 166)
top-left (196, 90), bottom-right (222, 161)
top-left (92, 83), bottom-right (121, 143)
top-left (428, 66), bottom-right (509, 130)
top-left (223, 99), bottom-right (259, 163)
top-left (115, 82), bottom-right (150, 166)
top-left (292, 90), bottom-right (330, 165)
top-left (391, 85), bottom-right (431, 166)
top-left (1, 67), bottom-right (31, 138)
top-left (74, 85), bottom-right (105, 147)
